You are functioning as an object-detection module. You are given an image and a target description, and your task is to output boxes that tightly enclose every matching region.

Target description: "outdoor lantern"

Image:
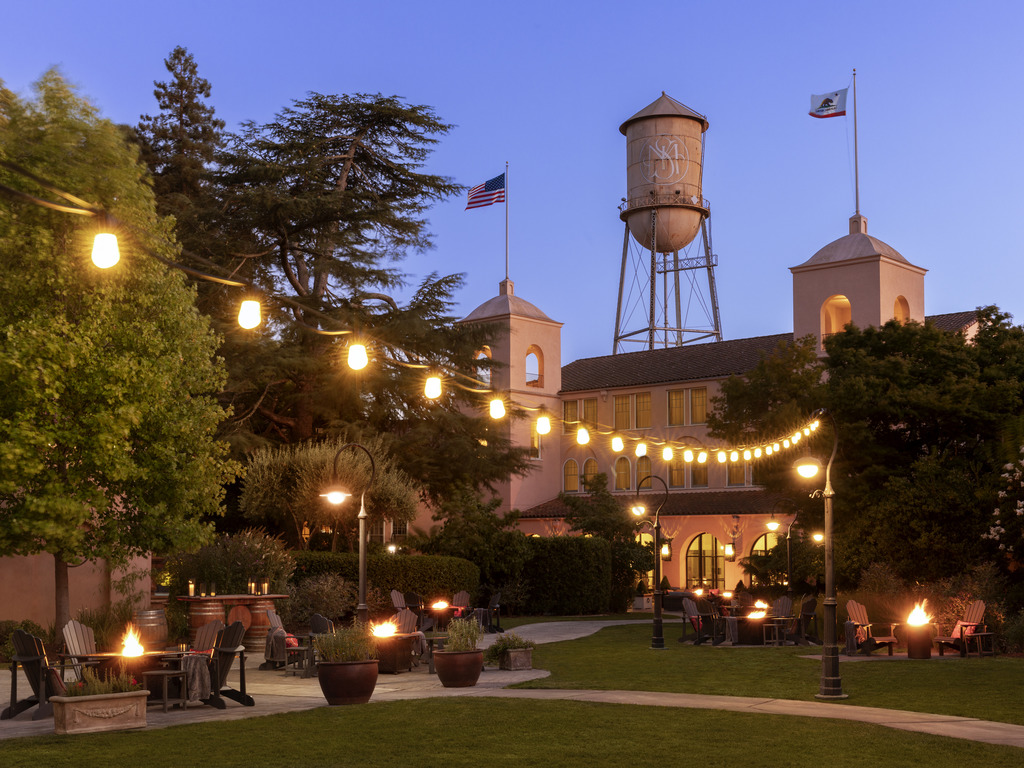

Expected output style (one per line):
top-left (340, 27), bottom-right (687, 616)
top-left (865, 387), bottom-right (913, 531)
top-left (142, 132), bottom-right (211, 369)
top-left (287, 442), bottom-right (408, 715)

top-left (424, 375), bottom-right (442, 399)
top-left (767, 514), bottom-right (781, 532)
top-left (320, 487), bottom-right (351, 505)
top-left (612, 436), bottom-right (624, 452)
top-left (724, 541), bottom-right (736, 561)
top-left (237, 299), bottom-right (261, 329)
top-left (794, 456), bottom-right (823, 479)
top-left (631, 503), bottom-right (646, 517)
top-left (347, 342), bottom-right (369, 370)
top-left (91, 232), bottom-right (120, 269)
top-left (536, 415), bottom-right (551, 434)
top-left (489, 398), bottom-right (506, 419)
top-left (660, 540), bottom-right (672, 560)
top-left (813, 532), bottom-right (825, 543)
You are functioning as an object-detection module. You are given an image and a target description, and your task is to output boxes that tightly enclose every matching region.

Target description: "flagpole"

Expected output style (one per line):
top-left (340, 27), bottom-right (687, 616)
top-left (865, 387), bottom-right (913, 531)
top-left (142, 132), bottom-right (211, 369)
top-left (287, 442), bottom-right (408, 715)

top-left (853, 68), bottom-right (860, 216)
top-left (505, 161), bottom-right (509, 280)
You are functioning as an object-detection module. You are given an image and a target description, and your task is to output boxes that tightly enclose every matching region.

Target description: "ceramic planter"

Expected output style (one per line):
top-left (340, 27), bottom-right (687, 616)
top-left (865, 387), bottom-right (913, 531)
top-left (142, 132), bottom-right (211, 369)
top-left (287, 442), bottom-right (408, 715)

top-left (316, 660), bottom-right (379, 705)
top-left (433, 649), bottom-right (483, 687)
top-left (51, 690), bottom-right (149, 735)
top-left (499, 647), bottom-right (533, 671)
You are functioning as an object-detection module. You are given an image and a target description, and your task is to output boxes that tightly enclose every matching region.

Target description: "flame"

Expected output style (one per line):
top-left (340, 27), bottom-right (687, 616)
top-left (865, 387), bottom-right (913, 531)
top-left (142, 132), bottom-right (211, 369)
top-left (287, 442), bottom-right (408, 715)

top-left (121, 624), bottom-right (144, 657)
top-left (747, 610), bottom-right (767, 619)
top-left (754, 600), bottom-right (768, 610)
top-left (432, 601), bottom-right (449, 610)
top-left (693, 589), bottom-right (703, 597)
top-left (372, 622), bottom-right (397, 638)
top-left (722, 591), bottom-right (733, 599)
top-left (907, 601), bottom-right (932, 626)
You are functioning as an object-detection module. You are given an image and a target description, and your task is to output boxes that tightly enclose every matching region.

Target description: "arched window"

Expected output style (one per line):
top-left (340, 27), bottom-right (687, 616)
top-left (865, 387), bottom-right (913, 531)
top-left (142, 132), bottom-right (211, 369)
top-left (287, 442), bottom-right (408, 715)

top-left (750, 532), bottom-right (779, 557)
top-left (615, 457), bottom-right (631, 490)
top-left (582, 458), bottom-right (599, 489)
top-left (525, 344), bottom-right (544, 388)
top-left (475, 347), bottom-right (491, 387)
top-left (820, 295), bottom-right (851, 346)
top-left (637, 456), bottom-right (652, 489)
top-left (893, 295), bottom-right (910, 323)
top-left (686, 533), bottom-right (725, 591)
top-left (563, 459), bottom-right (579, 493)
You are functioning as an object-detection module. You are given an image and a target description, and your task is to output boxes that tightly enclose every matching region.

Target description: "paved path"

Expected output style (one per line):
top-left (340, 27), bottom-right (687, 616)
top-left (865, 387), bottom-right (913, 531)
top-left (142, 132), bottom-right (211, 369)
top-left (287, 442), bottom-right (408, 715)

top-left (3, 619), bottom-right (1023, 749)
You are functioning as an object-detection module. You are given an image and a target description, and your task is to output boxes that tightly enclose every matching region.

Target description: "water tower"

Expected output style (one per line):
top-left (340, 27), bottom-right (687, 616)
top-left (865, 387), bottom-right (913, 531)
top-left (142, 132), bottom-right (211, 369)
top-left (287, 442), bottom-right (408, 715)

top-left (613, 93), bottom-right (722, 353)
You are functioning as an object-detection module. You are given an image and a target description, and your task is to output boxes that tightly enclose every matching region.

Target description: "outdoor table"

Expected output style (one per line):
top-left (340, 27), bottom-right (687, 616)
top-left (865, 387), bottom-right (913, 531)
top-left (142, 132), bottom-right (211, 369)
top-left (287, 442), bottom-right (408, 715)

top-left (179, 594), bottom-right (289, 654)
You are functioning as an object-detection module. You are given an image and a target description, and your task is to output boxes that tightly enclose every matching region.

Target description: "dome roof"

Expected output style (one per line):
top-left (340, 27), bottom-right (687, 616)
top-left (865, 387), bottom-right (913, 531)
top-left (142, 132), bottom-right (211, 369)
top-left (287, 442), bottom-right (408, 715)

top-left (619, 92), bottom-right (709, 134)
top-left (460, 279), bottom-right (558, 324)
top-left (792, 215), bottom-right (922, 271)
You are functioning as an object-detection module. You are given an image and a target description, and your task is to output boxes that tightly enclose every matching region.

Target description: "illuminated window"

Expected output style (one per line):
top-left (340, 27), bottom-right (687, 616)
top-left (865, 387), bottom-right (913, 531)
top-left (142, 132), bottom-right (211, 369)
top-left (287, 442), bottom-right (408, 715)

top-left (686, 533), bottom-right (724, 591)
top-left (582, 398), bottom-right (598, 428)
top-left (727, 462), bottom-right (746, 487)
top-left (582, 458), bottom-right (598, 489)
top-left (563, 459), bottom-right (579, 492)
top-left (475, 348), bottom-right (491, 387)
top-left (751, 532), bottom-right (779, 557)
top-left (690, 387), bottom-right (707, 425)
top-left (669, 456), bottom-right (686, 488)
top-left (635, 392), bottom-right (651, 429)
top-left (691, 463), bottom-right (708, 488)
top-left (668, 390), bottom-right (685, 426)
top-left (614, 395), bottom-right (631, 430)
top-left (563, 400), bottom-right (578, 434)
top-left (637, 456), bottom-right (652, 489)
top-left (392, 520), bottom-right (408, 539)
top-left (615, 457), bottom-right (631, 490)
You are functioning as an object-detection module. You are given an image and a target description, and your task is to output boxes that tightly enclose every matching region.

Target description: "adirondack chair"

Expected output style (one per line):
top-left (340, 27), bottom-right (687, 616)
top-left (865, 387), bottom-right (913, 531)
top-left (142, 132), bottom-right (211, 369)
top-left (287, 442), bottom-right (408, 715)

top-left (391, 609), bottom-right (427, 659)
top-left (309, 613), bottom-right (334, 635)
top-left (934, 600), bottom-right (986, 657)
top-left (61, 619), bottom-right (97, 680)
top-left (2, 629), bottom-right (64, 720)
top-left (451, 590), bottom-right (472, 618)
top-left (192, 620), bottom-right (224, 654)
top-left (263, 611), bottom-right (308, 676)
top-left (204, 621), bottom-right (255, 708)
top-left (764, 596), bottom-right (793, 645)
top-left (680, 597), bottom-right (702, 643)
top-left (846, 600), bottom-right (897, 655)
top-left (404, 592), bottom-right (433, 632)
top-left (695, 598), bottom-right (725, 645)
top-left (391, 589), bottom-right (407, 610)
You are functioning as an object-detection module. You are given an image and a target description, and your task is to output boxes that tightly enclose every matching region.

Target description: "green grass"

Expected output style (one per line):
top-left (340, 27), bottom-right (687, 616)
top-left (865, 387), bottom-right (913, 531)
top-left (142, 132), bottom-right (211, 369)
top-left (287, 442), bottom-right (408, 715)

top-left (517, 623), bottom-right (1024, 725)
top-left (4, 698), bottom-right (1024, 768)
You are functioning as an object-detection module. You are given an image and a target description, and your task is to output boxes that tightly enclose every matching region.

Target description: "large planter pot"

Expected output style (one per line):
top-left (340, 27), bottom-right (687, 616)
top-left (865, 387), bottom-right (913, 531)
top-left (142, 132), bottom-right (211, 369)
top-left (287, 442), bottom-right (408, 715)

top-left (433, 650), bottom-right (484, 688)
top-left (499, 647), bottom-right (533, 671)
top-left (633, 595), bottom-right (653, 611)
top-left (52, 690), bottom-right (149, 735)
top-left (316, 660), bottom-right (379, 705)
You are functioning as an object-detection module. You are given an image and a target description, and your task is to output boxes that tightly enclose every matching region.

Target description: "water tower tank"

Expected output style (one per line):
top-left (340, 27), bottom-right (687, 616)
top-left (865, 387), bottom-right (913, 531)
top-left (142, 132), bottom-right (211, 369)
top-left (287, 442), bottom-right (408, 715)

top-left (620, 93), bottom-right (709, 253)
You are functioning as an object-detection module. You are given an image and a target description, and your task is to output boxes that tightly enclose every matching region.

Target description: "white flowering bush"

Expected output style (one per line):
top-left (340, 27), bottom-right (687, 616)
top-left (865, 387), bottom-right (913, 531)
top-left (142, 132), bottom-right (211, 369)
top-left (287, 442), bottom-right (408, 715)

top-left (983, 447), bottom-right (1024, 556)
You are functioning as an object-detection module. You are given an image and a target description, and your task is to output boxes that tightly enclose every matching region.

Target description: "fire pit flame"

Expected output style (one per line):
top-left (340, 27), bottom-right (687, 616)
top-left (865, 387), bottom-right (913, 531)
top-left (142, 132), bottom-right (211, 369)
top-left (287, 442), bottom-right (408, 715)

top-left (754, 600), bottom-right (768, 610)
top-left (121, 624), bottom-right (144, 657)
top-left (372, 622), bottom-right (397, 638)
top-left (907, 601), bottom-right (932, 626)
top-left (431, 600), bottom-right (449, 610)
top-left (747, 610), bottom-right (767, 619)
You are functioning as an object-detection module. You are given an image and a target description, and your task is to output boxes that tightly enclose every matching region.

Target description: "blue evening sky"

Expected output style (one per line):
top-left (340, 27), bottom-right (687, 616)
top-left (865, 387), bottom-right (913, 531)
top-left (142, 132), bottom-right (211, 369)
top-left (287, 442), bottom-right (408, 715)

top-left (4, 1), bottom-right (1022, 364)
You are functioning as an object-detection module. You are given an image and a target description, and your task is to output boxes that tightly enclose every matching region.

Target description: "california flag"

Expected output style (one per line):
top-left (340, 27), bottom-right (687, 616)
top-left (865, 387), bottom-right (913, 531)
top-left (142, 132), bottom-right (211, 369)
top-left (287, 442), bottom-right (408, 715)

top-left (809, 88), bottom-right (848, 118)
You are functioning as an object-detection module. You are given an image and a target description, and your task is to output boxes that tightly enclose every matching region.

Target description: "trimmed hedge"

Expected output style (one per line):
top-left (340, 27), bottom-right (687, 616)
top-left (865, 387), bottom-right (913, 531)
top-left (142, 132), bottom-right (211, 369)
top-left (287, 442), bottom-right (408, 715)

top-left (291, 551), bottom-right (479, 601)
top-left (522, 537), bottom-right (612, 615)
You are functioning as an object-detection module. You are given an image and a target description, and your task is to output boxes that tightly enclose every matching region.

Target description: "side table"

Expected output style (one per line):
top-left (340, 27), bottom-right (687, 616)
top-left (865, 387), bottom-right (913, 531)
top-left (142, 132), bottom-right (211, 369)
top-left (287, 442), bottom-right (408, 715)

top-left (142, 668), bottom-right (187, 712)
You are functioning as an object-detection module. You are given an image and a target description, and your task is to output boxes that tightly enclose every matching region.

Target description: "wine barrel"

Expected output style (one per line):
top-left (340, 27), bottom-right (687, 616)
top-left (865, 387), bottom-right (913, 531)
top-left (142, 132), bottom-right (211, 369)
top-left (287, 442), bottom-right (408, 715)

top-left (187, 599), bottom-right (226, 644)
top-left (133, 608), bottom-right (168, 651)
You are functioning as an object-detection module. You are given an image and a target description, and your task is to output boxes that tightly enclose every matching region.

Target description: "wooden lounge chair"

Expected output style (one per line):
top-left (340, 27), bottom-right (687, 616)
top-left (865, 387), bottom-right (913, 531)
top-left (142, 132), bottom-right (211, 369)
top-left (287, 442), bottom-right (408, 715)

top-left (846, 600), bottom-right (897, 655)
top-left (61, 619), bottom-right (98, 681)
top-left (192, 619), bottom-right (225, 653)
top-left (764, 596), bottom-right (793, 645)
top-left (2, 629), bottom-right (64, 720)
top-left (404, 592), bottom-right (433, 632)
top-left (934, 600), bottom-right (986, 657)
top-left (391, 589), bottom-right (407, 610)
top-left (452, 590), bottom-right (472, 618)
top-left (203, 621), bottom-right (255, 709)
top-left (679, 597), bottom-right (702, 643)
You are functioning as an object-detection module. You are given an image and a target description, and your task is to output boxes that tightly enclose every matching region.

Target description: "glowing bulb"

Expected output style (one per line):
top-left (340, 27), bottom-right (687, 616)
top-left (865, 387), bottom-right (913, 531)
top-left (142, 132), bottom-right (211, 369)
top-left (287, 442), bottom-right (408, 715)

top-left (489, 398), bottom-right (506, 419)
top-left (321, 490), bottom-right (349, 505)
top-left (631, 504), bottom-right (646, 517)
top-left (813, 533), bottom-right (824, 543)
top-left (773, 443), bottom-right (780, 452)
top-left (783, 439), bottom-right (790, 448)
top-left (697, 451), bottom-right (708, 464)
top-left (536, 415), bottom-right (551, 435)
top-left (767, 516), bottom-right (780, 532)
top-left (717, 451), bottom-right (727, 463)
top-left (766, 445), bottom-right (773, 456)
top-left (347, 343), bottom-right (368, 370)
top-left (754, 447), bottom-right (762, 458)
top-left (425, 376), bottom-right (442, 399)
top-left (683, 449), bottom-right (694, 463)
top-left (792, 432), bottom-right (801, 444)
top-left (743, 449), bottom-right (752, 461)
top-left (576, 427), bottom-right (590, 445)
top-left (91, 232), bottom-right (120, 269)
top-left (237, 299), bottom-right (261, 329)
top-left (729, 450), bottom-right (739, 463)
top-left (662, 446), bottom-right (673, 461)
top-left (635, 442), bottom-right (647, 457)
top-left (803, 427), bottom-right (811, 436)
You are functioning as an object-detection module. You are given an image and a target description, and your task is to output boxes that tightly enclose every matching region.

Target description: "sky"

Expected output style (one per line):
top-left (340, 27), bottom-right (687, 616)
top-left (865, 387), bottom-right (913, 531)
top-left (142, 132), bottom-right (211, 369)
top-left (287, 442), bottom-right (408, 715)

top-left (4, 1), bottom-right (1023, 365)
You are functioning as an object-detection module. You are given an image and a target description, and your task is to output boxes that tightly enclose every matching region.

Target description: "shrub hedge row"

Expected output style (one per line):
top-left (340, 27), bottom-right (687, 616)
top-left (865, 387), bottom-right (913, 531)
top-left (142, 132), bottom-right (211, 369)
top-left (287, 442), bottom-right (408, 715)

top-left (522, 536), bottom-right (612, 615)
top-left (291, 551), bottom-right (480, 601)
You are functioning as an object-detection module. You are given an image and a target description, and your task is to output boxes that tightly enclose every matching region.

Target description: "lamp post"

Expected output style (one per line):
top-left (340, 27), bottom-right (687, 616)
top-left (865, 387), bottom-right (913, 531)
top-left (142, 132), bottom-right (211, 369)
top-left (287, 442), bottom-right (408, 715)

top-left (794, 408), bottom-right (846, 700)
top-left (320, 442), bottom-right (376, 624)
top-left (632, 475), bottom-right (669, 650)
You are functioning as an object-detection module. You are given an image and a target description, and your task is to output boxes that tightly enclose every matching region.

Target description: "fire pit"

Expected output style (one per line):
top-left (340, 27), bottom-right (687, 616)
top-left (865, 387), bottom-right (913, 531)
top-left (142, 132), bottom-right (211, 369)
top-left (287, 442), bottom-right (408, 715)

top-left (905, 602), bottom-right (933, 659)
top-left (372, 622), bottom-right (416, 674)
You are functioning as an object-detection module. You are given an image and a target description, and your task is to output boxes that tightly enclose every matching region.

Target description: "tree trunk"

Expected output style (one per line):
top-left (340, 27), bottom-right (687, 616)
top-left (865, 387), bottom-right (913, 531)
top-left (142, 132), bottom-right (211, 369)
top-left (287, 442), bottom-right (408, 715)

top-left (54, 556), bottom-right (70, 632)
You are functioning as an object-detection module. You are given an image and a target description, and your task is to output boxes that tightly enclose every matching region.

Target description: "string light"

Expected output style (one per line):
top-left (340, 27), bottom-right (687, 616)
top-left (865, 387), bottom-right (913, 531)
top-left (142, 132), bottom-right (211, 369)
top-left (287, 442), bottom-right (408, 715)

top-left (489, 398), bottom-right (506, 419)
top-left (611, 436), bottom-right (624, 452)
top-left (347, 342), bottom-right (369, 370)
top-left (237, 299), bottom-right (261, 329)
top-left (536, 415), bottom-right (551, 435)
top-left (662, 446), bottom-right (673, 461)
top-left (635, 442), bottom-right (647, 457)
top-left (424, 375), bottom-right (442, 399)
top-left (91, 232), bottom-right (120, 269)
top-left (576, 427), bottom-right (590, 445)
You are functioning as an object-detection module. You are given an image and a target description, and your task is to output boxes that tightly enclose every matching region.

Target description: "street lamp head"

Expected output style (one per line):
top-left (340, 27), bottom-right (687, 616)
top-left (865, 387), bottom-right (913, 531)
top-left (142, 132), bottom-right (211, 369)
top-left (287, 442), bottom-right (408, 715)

top-left (766, 514), bottom-right (781, 532)
top-left (631, 503), bottom-right (646, 517)
top-left (320, 488), bottom-right (351, 505)
top-left (794, 456), bottom-right (823, 479)
top-left (812, 532), bottom-right (825, 543)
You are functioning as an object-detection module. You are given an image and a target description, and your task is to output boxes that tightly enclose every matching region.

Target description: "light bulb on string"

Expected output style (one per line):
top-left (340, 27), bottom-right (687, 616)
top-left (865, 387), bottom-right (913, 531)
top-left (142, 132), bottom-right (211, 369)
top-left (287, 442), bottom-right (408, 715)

top-left (662, 446), bottom-right (673, 461)
top-left (424, 375), bottom-right (442, 399)
top-left (683, 449), bottom-right (694, 463)
top-left (489, 398), bottom-right (506, 419)
top-left (91, 232), bottom-right (120, 269)
top-left (536, 415), bottom-right (551, 435)
top-left (347, 342), bottom-right (369, 370)
top-left (237, 299), bottom-right (261, 329)
top-left (611, 436), bottom-right (624, 452)
top-left (635, 442), bottom-right (647, 458)
top-left (576, 427), bottom-right (590, 445)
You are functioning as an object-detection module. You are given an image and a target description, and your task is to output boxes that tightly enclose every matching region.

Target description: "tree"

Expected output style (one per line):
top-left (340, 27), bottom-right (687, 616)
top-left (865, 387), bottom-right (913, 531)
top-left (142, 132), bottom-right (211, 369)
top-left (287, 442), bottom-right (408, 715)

top-left (710, 310), bottom-right (1024, 586)
top-left (240, 435), bottom-right (419, 551)
top-left (0, 72), bottom-right (238, 628)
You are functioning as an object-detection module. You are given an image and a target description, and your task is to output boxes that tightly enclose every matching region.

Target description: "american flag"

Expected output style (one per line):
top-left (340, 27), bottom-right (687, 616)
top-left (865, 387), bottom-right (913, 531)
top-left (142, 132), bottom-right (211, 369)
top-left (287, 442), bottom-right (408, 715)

top-left (465, 173), bottom-right (506, 210)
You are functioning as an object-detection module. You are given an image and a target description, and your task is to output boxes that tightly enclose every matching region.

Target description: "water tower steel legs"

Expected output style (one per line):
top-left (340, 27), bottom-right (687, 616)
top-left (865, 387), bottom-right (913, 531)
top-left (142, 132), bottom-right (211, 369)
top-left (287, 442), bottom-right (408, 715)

top-left (649, 209), bottom-right (657, 350)
top-left (701, 220), bottom-right (723, 342)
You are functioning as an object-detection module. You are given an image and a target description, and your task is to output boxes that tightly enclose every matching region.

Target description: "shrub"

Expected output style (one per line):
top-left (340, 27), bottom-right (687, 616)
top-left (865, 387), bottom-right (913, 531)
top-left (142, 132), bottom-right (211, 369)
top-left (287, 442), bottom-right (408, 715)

top-left (313, 622), bottom-right (376, 662)
top-left (1002, 610), bottom-right (1024, 653)
top-left (0, 620), bottom-right (47, 662)
top-left (522, 537), bottom-right (611, 615)
top-left (280, 572), bottom-right (357, 628)
top-left (483, 631), bottom-right (533, 666)
top-left (62, 665), bottom-right (142, 697)
top-left (443, 617), bottom-right (481, 652)
top-left (165, 528), bottom-right (295, 598)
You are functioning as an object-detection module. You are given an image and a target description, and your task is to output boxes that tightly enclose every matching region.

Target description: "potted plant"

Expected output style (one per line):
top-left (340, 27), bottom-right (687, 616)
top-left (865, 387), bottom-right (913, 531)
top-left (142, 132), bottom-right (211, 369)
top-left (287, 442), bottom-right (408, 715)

top-left (313, 621), bottom-right (378, 705)
top-left (51, 665), bottom-right (148, 735)
top-left (433, 617), bottom-right (483, 688)
top-left (483, 631), bottom-right (535, 670)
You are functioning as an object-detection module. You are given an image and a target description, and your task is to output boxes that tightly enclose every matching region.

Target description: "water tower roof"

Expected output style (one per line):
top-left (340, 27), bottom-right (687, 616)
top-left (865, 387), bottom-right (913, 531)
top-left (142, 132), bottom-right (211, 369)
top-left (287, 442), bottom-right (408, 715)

top-left (619, 92), bottom-right (709, 135)
top-left (460, 279), bottom-right (561, 325)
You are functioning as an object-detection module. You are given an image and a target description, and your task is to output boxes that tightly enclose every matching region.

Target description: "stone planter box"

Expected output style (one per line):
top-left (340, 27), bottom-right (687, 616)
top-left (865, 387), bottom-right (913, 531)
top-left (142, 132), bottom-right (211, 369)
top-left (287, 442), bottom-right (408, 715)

top-left (633, 595), bottom-right (653, 611)
top-left (52, 690), bottom-right (148, 735)
top-left (499, 647), bottom-right (533, 671)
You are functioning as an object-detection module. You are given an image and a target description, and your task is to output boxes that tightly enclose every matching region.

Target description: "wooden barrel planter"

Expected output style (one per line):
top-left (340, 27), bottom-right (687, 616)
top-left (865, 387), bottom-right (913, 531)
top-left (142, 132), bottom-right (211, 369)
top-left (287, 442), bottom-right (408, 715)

top-left (133, 609), bottom-right (168, 651)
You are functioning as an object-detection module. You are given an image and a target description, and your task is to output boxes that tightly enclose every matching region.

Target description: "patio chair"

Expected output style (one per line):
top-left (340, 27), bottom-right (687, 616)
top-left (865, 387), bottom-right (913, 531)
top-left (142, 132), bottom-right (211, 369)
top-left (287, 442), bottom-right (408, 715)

top-left (679, 598), bottom-right (702, 643)
top-left (310, 613), bottom-right (334, 635)
top-left (391, 609), bottom-right (427, 661)
top-left (391, 589), bottom-right (407, 609)
top-left (452, 590), bottom-right (472, 618)
top-left (2, 629), bottom-right (65, 720)
top-left (845, 600), bottom-right (897, 655)
top-left (695, 598), bottom-right (725, 645)
top-left (404, 592), bottom-right (434, 632)
top-left (934, 600), bottom-right (986, 657)
top-left (192, 619), bottom-right (225, 653)
top-left (203, 621), bottom-right (255, 709)
top-left (764, 596), bottom-right (793, 645)
top-left (486, 592), bottom-right (503, 633)
top-left (61, 619), bottom-right (98, 680)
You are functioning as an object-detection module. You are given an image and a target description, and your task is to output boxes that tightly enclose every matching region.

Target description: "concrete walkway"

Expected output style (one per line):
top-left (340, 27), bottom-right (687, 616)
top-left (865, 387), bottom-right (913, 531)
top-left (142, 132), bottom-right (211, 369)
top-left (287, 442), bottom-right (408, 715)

top-left (3, 619), bottom-right (1022, 749)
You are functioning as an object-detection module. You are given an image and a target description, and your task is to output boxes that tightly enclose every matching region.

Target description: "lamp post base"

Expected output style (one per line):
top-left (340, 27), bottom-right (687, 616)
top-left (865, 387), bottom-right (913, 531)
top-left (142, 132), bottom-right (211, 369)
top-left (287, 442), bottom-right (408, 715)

top-left (815, 643), bottom-right (847, 699)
